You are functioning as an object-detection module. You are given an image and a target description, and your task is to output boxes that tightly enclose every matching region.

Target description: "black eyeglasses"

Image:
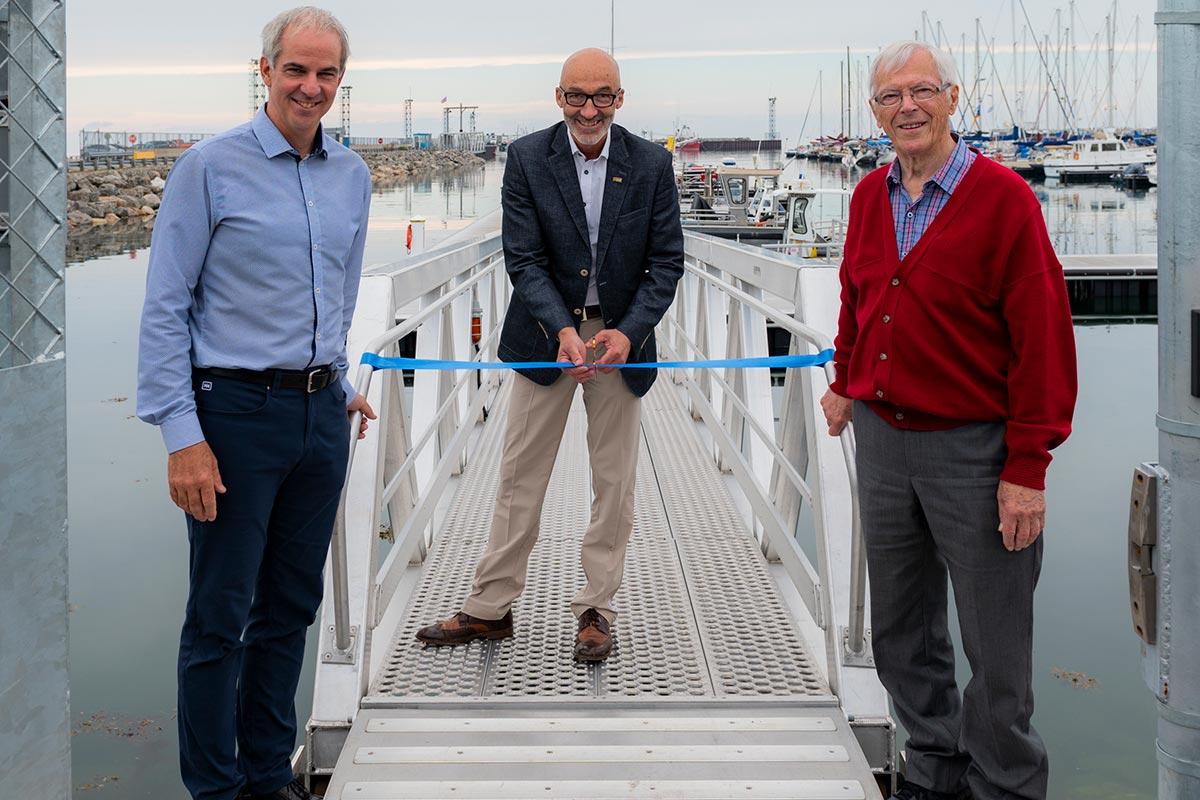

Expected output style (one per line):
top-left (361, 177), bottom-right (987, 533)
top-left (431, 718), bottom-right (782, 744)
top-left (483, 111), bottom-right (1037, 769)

top-left (872, 82), bottom-right (951, 107)
top-left (558, 88), bottom-right (622, 108)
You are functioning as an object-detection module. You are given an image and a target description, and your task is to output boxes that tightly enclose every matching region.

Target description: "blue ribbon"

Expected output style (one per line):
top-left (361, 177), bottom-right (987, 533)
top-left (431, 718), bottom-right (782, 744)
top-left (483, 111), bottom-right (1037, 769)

top-left (360, 349), bottom-right (834, 371)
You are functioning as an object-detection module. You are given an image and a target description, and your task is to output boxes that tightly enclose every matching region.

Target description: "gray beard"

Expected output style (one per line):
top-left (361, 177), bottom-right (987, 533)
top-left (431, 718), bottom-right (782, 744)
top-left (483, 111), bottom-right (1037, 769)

top-left (569, 118), bottom-right (611, 147)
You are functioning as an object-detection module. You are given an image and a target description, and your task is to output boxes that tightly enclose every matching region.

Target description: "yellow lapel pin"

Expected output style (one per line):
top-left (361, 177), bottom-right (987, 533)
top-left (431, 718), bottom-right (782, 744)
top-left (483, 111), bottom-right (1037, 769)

top-left (611, 176), bottom-right (623, 183)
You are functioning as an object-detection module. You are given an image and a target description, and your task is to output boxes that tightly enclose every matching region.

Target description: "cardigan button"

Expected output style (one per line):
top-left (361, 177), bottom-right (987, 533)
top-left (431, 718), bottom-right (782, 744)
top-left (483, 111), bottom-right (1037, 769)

top-left (875, 389), bottom-right (884, 398)
top-left (580, 269), bottom-right (589, 277)
top-left (890, 278), bottom-right (900, 286)
top-left (882, 314), bottom-right (891, 323)
top-left (895, 411), bottom-right (905, 420)
top-left (574, 308), bottom-right (583, 315)
top-left (879, 352), bottom-right (888, 361)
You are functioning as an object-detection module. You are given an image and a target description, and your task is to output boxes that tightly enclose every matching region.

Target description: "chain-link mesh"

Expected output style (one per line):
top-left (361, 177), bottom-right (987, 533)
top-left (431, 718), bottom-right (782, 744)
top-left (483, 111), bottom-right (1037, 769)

top-left (0, 0), bottom-right (65, 370)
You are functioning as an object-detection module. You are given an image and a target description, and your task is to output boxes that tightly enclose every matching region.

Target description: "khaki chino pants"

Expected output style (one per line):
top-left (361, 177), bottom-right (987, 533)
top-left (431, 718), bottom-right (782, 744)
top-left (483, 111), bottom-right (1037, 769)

top-left (461, 318), bottom-right (641, 625)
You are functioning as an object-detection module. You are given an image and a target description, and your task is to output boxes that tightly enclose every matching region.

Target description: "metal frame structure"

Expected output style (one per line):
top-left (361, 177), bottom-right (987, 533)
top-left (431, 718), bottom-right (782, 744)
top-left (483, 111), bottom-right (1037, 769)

top-left (0, 0), bottom-right (69, 794)
top-left (309, 234), bottom-right (509, 752)
top-left (1147, 3), bottom-right (1200, 796)
top-left (308, 230), bottom-right (892, 785)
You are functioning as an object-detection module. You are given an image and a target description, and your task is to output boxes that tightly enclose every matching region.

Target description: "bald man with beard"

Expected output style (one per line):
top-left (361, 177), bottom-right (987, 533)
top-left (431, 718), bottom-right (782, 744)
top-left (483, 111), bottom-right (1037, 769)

top-left (416, 48), bottom-right (684, 662)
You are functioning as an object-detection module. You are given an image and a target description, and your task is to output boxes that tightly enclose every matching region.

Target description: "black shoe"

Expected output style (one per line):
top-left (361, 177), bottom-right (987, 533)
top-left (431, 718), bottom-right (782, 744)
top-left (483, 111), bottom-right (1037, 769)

top-left (252, 778), bottom-right (322, 800)
top-left (889, 778), bottom-right (966, 800)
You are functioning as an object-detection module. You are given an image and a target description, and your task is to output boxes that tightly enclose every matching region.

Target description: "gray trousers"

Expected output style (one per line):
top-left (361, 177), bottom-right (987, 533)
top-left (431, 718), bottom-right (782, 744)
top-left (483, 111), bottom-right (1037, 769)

top-left (853, 402), bottom-right (1047, 800)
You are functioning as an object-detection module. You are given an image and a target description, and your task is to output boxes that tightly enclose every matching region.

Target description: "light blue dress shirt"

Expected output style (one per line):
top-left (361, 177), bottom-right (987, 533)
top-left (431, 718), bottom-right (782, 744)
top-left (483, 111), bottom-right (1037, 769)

top-left (137, 106), bottom-right (372, 453)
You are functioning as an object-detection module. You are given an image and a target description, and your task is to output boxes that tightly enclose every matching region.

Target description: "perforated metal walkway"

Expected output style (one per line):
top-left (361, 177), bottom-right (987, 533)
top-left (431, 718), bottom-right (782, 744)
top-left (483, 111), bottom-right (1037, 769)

top-left (326, 379), bottom-right (881, 799)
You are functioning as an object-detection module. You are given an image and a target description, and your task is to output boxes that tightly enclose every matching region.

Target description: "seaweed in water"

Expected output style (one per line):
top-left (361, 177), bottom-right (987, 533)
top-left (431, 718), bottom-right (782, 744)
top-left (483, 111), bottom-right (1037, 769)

top-left (1051, 667), bottom-right (1099, 690)
top-left (72, 710), bottom-right (165, 738)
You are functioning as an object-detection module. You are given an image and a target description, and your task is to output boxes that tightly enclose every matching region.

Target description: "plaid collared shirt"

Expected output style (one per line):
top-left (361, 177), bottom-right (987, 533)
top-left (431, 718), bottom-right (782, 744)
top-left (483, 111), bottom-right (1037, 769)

top-left (886, 135), bottom-right (976, 260)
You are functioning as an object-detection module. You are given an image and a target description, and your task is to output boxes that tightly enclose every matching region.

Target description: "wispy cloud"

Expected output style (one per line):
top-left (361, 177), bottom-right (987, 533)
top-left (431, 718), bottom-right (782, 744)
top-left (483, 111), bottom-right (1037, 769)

top-left (67, 40), bottom-right (1158, 79)
top-left (59, 45), bottom-right (971, 79)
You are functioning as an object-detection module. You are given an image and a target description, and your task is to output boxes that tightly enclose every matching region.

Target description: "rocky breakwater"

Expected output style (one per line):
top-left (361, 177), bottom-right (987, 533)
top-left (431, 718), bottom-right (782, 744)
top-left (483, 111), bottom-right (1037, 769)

top-left (360, 148), bottom-right (483, 184)
top-left (67, 149), bottom-right (484, 238)
top-left (67, 166), bottom-right (164, 231)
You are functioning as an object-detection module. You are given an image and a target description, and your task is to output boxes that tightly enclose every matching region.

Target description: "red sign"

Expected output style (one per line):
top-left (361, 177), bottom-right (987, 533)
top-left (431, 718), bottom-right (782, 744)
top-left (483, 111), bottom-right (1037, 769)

top-left (129, 134), bottom-right (137, 144)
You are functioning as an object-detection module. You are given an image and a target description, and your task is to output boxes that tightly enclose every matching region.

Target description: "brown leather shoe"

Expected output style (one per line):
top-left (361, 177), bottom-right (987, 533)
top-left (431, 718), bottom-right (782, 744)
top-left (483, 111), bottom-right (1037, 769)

top-left (574, 608), bottom-right (613, 662)
top-left (415, 610), bottom-right (513, 646)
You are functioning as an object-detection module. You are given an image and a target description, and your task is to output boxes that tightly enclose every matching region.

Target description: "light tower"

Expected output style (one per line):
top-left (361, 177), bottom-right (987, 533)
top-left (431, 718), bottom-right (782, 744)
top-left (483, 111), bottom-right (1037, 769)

top-left (469, 111), bottom-right (476, 133)
top-left (767, 97), bottom-right (778, 140)
top-left (339, 85), bottom-right (352, 145)
top-left (248, 59), bottom-right (265, 118)
top-left (403, 98), bottom-right (413, 143)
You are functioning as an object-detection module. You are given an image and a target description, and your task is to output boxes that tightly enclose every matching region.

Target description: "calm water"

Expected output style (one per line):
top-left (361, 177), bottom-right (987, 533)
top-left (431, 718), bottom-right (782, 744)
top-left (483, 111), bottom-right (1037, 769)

top-left (67, 151), bottom-right (1159, 798)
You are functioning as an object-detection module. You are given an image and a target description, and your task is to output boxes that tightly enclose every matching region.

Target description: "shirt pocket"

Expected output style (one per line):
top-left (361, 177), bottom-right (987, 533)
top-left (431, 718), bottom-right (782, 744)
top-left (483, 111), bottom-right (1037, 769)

top-left (193, 377), bottom-right (272, 415)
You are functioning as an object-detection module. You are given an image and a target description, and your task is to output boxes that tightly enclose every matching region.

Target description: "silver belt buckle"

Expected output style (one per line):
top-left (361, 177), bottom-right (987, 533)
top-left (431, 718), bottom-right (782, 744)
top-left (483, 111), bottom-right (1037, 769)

top-left (306, 368), bottom-right (324, 393)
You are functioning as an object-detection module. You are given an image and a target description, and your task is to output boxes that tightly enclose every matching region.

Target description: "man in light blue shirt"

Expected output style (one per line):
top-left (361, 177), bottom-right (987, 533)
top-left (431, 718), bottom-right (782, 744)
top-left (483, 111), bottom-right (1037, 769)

top-left (136, 8), bottom-right (372, 800)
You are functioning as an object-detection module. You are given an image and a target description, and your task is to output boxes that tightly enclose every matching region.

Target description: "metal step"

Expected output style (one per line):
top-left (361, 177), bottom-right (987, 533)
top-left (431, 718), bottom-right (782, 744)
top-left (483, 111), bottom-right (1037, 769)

top-left (326, 704), bottom-right (880, 799)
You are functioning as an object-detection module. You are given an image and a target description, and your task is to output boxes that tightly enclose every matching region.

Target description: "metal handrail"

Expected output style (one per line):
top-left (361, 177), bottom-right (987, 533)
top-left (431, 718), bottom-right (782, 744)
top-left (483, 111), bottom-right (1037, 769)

top-left (327, 251), bottom-right (504, 656)
top-left (327, 236), bottom-right (865, 664)
top-left (677, 259), bottom-right (867, 659)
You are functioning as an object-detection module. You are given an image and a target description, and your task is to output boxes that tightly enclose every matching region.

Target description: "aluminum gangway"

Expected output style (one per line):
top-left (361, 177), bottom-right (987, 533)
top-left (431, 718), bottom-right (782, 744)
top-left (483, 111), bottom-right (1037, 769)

top-left (302, 231), bottom-right (893, 799)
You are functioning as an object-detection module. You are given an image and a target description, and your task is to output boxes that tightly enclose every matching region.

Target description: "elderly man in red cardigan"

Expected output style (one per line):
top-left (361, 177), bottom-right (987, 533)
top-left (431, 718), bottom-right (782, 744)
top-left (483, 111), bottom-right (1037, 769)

top-left (821, 41), bottom-right (1077, 800)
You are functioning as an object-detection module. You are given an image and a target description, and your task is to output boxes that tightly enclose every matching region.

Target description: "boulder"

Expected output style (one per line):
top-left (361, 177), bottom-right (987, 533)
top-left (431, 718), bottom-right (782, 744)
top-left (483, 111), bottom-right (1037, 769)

top-left (139, 206), bottom-right (157, 217)
top-left (141, 193), bottom-right (161, 209)
top-left (103, 213), bottom-right (120, 225)
top-left (150, 176), bottom-right (166, 191)
top-left (67, 210), bottom-right (93, 227)
top-left (98, 182), bottom-right (118, 194)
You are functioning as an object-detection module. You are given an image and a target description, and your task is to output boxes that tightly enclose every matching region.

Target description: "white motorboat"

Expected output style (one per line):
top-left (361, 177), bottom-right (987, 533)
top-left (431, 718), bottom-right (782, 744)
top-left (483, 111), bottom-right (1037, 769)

top-left (1042, 133), bottom-right (1156, 181)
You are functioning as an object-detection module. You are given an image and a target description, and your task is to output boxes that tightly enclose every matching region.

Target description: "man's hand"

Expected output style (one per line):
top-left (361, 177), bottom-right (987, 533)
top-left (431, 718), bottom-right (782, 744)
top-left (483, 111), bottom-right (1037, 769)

top-left (348, 393), bottom-right (377, 440)
top-left (168, 441), bottom-right (225, 522)
top-left (997, 480), bottom-right (1045, 551)
top-left (820, 389), bottom-right (853, 436)
top-left (557, 327), bottom-right (594, 384)
top-left (592, 329), bottom-right (631, 373)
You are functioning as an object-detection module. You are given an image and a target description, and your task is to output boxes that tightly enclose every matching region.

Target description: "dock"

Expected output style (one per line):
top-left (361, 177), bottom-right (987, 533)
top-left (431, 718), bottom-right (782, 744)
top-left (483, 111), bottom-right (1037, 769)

top-left (302, 231), bottom-right (893, 798)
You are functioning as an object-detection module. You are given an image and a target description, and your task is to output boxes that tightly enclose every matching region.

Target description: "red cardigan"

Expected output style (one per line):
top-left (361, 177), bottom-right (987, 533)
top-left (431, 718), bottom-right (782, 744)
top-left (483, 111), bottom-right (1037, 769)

top-left (830, 155), bottom-right (1077, 490)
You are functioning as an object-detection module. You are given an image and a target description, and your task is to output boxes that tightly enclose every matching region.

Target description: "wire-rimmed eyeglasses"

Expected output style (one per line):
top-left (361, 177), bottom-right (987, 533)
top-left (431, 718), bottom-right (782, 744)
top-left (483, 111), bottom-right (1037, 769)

top-left (558, 88), bottom-right (622, 108)
top-left (871, 82), bottom-right (951, 107)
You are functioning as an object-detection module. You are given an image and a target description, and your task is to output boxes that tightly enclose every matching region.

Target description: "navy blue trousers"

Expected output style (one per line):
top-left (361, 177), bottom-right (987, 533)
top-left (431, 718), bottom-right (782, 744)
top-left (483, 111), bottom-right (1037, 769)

top-left (178, 374), bottom-right (349, 800)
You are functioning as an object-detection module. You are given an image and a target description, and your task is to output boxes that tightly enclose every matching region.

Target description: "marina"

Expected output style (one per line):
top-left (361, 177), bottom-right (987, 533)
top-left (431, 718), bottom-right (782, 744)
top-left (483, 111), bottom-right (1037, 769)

top-left (4, 2), bottom-right (1196, 799)
top-left (59, 149), bottom-right (1161, 798)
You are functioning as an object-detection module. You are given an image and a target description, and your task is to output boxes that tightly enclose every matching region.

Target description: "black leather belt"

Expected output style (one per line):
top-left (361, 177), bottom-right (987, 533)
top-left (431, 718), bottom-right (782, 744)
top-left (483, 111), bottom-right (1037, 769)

top-left (195, 365), bottom-right (336, 393)
top-left (581, 304), bottom-right (603, 321)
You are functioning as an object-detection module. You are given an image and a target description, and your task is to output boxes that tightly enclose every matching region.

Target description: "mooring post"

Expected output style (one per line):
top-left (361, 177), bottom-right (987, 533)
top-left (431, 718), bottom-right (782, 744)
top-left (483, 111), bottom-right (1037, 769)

top-left (1147, 3), bottom-right (1200, 796)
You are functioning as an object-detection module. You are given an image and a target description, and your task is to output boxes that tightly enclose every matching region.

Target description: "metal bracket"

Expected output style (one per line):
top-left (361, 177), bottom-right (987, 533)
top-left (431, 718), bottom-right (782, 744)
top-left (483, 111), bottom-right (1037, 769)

top-left (1129, 464), bottom-right (1161, 645)
top-left (322, 624), bottom-right (358, 665)
top-left (1156, 414), bottom-right (1200, 440)
top-left (1155, 11), bottom-right (1200, 25)
top-left (841, 625), bottom-right (875, 668)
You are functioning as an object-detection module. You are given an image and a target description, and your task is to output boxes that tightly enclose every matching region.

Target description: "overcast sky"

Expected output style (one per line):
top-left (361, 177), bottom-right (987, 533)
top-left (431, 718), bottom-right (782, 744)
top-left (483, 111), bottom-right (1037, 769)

top-left (65, 0), bottom-right (1158, 152)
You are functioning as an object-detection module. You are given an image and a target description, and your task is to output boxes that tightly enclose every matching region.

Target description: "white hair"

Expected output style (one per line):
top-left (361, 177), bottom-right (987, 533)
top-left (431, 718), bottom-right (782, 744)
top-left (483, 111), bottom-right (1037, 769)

top-left (262, 7), bottom-right (350, 72)
top-left (870, 41), bottom-right (958, 96)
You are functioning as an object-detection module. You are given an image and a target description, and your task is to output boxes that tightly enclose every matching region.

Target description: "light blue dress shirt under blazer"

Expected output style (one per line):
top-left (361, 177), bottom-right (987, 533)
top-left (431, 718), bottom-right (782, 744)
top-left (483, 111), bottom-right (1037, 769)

top-left (137, 107), bottom-right (372, 453)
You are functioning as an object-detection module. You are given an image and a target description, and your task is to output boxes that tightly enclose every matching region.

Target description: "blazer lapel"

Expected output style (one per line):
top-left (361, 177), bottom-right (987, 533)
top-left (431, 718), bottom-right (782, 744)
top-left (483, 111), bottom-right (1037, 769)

top-left (548, 124), bottom-right (591, 248)
top-left (594, 126), bottom-right (631, 273)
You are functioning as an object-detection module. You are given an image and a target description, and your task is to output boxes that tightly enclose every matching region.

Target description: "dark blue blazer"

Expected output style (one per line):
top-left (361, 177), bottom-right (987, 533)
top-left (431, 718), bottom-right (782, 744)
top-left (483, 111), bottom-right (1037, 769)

top-left (497, 122), bottom-right (684, 397)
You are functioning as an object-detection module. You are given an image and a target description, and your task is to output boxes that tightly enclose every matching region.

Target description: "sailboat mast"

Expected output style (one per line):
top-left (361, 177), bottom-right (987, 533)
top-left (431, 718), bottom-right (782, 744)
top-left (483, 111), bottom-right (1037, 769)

top-left (839, 59), bottom-right (845, 137)
top-left (1107, 12), bottom-right (1115, 129)
top-left (846, 46), bottom-right (853, 139)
